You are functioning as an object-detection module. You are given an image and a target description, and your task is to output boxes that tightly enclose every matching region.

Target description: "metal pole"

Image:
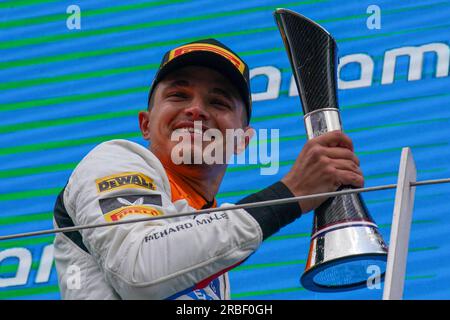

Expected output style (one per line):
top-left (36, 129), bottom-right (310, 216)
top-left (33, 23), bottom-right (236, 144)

top-left (383, 147), bottom-right (417, 300)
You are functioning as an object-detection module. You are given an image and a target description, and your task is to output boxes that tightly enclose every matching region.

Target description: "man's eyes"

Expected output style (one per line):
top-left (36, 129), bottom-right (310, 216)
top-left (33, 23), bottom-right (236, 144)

top-left (167, 92), bottom-right (188, 99)
top-left (211, 98), bottom-right (232, 109)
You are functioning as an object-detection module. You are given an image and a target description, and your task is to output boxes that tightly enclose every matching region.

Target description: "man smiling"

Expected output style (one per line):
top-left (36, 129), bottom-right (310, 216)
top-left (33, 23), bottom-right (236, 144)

top-left (53, 39), bottom-right (363, 300)
top-left (139, 64), bottom-right (251, 194)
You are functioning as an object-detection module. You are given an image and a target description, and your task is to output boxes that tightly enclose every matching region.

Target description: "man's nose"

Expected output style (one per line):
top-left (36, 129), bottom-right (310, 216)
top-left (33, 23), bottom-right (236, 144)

top-left (184, 98), bottom-right (210, 121)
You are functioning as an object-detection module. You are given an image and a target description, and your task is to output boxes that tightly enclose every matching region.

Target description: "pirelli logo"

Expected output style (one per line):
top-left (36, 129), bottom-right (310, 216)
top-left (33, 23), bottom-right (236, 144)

top-left (96, 172), bottom-right (156, 193)
top-left (99, 194), bottom-right (163, 222)
top-left (104, 205), bottom-right (163, 222)
top-left (167, 43), bottom-right (245, 75)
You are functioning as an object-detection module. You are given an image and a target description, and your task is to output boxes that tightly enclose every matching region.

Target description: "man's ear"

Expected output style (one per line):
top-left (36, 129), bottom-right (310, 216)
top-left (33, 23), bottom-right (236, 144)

top-left (234, 126), bottom-right (255, 155)
top-left (138, 111), bottom-right (151, 140)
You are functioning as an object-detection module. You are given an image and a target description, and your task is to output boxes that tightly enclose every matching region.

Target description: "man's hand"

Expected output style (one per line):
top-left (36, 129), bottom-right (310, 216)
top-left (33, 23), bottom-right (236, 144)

top-left (281, 131), bottom-right (364, 214)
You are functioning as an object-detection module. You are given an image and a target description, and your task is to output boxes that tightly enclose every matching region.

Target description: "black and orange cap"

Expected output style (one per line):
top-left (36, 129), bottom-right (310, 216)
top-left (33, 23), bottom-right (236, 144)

top-left (148, 38), bottom-right (252, 124)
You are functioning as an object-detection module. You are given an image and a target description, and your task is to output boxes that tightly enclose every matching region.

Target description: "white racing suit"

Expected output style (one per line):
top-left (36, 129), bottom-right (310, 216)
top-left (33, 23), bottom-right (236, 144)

top-left (53, 139), bottom-right (301, 300)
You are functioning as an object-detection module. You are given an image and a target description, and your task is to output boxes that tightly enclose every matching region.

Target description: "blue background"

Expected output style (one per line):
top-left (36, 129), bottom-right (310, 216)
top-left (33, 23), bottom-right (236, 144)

top-left (0, 0), bottom-right (449, 299)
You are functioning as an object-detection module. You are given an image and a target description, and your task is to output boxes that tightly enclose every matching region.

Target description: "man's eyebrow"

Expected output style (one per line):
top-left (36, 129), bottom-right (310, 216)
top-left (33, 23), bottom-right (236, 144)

top-left (166, 79), bottom-right (189, 88)
top-left (209, 87), bottom-right (233, 101)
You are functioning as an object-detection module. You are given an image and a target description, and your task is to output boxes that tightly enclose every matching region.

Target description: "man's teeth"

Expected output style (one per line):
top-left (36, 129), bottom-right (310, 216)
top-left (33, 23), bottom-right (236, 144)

top-left (174, 127), bottom-right (203, 134)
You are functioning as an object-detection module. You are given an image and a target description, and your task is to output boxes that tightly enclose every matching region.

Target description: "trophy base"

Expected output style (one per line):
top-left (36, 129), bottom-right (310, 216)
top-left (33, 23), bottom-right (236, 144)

top-left (301, 224), bottom-right (388, 292)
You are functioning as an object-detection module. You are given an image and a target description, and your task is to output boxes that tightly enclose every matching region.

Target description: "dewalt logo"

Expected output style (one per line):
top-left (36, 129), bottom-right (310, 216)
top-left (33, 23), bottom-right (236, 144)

top-left (96, 172), bottom-right (156, 193)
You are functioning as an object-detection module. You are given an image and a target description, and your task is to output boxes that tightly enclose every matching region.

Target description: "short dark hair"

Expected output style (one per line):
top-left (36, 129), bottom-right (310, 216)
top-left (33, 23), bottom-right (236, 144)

top-left (147, 91), bottom-right (156, 110)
